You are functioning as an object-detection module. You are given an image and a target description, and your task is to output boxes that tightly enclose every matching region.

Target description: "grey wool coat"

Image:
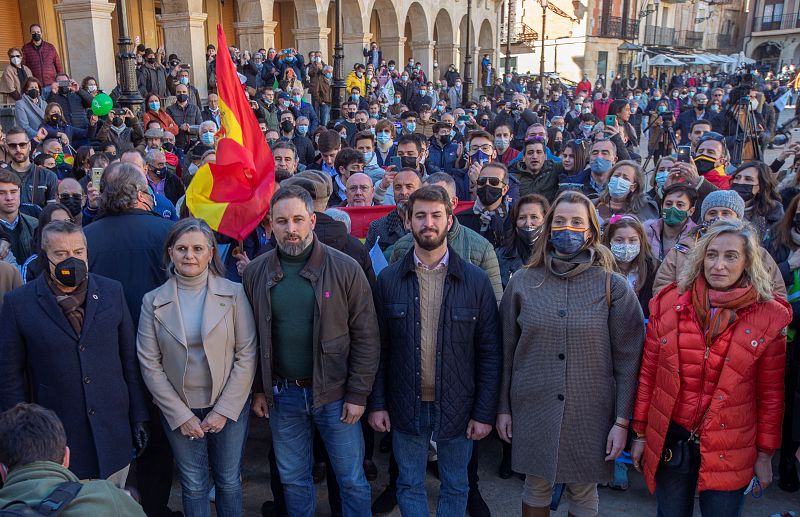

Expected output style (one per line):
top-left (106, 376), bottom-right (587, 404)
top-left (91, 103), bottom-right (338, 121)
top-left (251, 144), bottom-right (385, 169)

top-left (498, 251), bottom-right (645, 483)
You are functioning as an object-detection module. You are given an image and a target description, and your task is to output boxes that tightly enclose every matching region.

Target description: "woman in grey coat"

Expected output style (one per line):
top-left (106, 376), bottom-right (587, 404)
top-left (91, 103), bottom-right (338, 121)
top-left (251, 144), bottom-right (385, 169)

top-left (497, 191), bottom-right (645, 517)
top-left (14, 77), bottom-right (47, 139)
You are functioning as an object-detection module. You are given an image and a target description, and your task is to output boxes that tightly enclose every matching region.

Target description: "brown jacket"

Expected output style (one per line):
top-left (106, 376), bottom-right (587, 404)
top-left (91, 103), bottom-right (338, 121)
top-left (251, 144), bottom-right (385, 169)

top-left (242, 237), bottom-right (379, 409)
top-left (652, 234), bottom-right (786, 298)
top-left (0, 64), bottom-right (32, 104)
top-left (309, 66), bottom-right (332, 105)
top-left (136, 274), bottom-right (257, 430)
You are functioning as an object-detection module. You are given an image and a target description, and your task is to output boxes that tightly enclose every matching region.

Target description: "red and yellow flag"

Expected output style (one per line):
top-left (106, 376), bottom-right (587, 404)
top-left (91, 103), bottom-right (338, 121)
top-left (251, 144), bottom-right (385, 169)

top-left (186, 25), bottom-right (275, 241)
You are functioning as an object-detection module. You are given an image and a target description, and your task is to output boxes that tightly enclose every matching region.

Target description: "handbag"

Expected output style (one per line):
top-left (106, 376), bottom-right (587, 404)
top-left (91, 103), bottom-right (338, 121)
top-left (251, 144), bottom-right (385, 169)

top-left (659, 416), bottom-right (705, 475)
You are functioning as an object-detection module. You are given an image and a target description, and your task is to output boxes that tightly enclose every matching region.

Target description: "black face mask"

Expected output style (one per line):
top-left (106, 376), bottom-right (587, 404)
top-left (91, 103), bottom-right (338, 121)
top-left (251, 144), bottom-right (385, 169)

top-left (162, 142), bottom-right (174, 152)
top-left (176, 93), bottom-right (189, 103)
top-left (439, 134), bottom-right (451, 146)
top-left (32, 34), bottom-right (42, 42)
top-left (147, 57), bottom-right (157, 64)
top-left (731, 182), bottom-right (755, 203)
top-left (356, 122), bottom-right (367, 132)
top-left (59, 196), bottom-right (83, 217)
top-left (694, 156), bottom-right (717, 175)
top-left (58, 86), bottom-right (69, 95)
top-left (400, 156), bottom-right (418, 169)
top-left (27, 88), bottom-right (39, 99)
top-left (280, 120), bottom-right (294, 133)
top-left (49, 114), bottom-right (61, 124)
top-left (49, 256), bottom-right (88, 288)
top-left (112, 116), bottom-right (125, 127)
top-left (477, 185), bottom-right (503, 207)
top-left (516, 226), bottom-right (541, 246)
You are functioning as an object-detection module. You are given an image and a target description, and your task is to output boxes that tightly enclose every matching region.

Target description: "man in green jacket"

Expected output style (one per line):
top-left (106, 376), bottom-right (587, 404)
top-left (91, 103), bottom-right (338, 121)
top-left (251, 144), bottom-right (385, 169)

top-left (0, 403), bottom-right (146, 516)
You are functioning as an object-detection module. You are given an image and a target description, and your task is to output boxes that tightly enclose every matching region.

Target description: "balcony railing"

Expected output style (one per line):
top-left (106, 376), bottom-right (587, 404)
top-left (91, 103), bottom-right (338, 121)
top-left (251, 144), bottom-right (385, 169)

top-left (705, 32), bottom-right (738, 53)
top-left (676, 30), bottom-right (703, 48)
top-left (599, 16), bottom-right (641, 39)
top-left (752, 12), bottom-right (800, 32)
top-left (499, 23), bottom-right (539, 48)
top-left (645, 26), bottom-right (675, 46)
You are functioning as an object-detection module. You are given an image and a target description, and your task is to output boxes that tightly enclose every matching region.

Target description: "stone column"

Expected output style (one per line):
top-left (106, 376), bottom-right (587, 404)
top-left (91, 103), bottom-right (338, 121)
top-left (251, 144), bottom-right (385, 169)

top-left (235, 21), bottom-right (279, 52)
top-left (292, 28), bottom-right (331, 61)
top-left (436, 44), bottom-right (459, 74)
top-left (160, 10), bottom-right (209, 100)
top-left (381, 36), bottom-right (406, 66)
top-left (410, 42), bottom-right (435, 82)
top-left (54, 0), bottom-right (116, 89)
top-left (343, 34), bottom-right (373, 69)
top-left (471, 46), bottom-right (482, 94)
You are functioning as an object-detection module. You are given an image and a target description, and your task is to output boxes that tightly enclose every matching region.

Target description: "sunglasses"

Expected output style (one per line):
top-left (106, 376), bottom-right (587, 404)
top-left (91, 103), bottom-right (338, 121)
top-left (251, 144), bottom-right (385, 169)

top-left (10, 55), bottom-right (21, 59)
top-left (697, 131), bottom-right (724, 144)
top-left (476, 177), bottom-right (505, 187)
top-left (7, 142), bottom-right (28, 148)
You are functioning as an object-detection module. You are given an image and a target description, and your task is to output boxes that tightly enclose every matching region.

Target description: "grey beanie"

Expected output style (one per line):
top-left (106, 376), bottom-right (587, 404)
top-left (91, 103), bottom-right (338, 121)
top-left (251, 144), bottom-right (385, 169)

top-left (700, 189), bottom-right (745, 220)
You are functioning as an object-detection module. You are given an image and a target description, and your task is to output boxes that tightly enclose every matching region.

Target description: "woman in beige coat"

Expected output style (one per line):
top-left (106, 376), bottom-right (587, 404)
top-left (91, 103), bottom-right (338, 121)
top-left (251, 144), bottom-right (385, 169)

top-left (137, 218), bottom-right (257, 517)
top-left (0, 48), bottom-right (32, 104)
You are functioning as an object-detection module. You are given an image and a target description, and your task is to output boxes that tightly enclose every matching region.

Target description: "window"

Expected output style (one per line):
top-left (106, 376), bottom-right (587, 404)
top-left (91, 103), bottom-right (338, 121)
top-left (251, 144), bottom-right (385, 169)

top-left (597, 51), bottom-right (608, 82)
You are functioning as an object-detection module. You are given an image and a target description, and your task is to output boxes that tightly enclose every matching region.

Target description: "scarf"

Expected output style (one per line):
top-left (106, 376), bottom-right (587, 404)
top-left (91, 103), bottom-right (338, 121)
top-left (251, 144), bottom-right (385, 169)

top-left (46, 275), bottom-right (88, 336)
top-left (472, 202), bottom-right (506, 238)
top-left (691, 275), bottom-right (758, 346)
top-left (545, 248), bottom-right (595, 278)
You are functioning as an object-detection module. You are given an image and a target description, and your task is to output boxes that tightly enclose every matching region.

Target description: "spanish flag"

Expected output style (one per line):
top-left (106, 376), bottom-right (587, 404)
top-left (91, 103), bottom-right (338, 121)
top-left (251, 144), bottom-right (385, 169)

top-left (186, 25), bottom-right (275, 241)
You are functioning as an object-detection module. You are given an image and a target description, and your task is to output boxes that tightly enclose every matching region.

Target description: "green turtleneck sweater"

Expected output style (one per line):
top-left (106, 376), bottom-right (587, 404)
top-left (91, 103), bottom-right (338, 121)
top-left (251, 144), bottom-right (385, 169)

top-left (271, 242), bottom-right (315, 379)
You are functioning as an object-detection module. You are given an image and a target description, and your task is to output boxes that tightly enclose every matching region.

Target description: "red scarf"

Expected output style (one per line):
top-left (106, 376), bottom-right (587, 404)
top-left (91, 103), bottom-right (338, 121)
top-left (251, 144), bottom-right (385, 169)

top-left (691, 276), bottom-right (758, 345)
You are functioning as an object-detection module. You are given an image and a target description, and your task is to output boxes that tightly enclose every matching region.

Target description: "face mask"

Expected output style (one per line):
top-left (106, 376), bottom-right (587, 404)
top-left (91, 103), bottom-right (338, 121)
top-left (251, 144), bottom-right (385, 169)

top-left (693, 155), bottom-right (717, 175)
top-left (363, 150), bottom-right (374, 163)
top-left (611, 242), bottom-right (640, 263)
top-left (112, 116), bottom-right (125, 127)
top-left (352, 94), bottom-right (360, 101)
top-left (494, 137), bottom-right (510, 152)
top-left (49, 256), bottom-right (87, 288)
top-left (471, 150), bottom-right (490, 165)
top-left (580, 124), bottom-right (593, 134)
top-left (27, 88), bottom-right (39, 99)
top-left (149, 101), bottom-right (160, 111)
top-left (32, 33), bottom-right (42, 42)
top-left (710, 104), bottom-right (721, 113)
top-left (280, 99), bottom-right (291, 109)
top-left (179, 77), bottom-right (189, 85)
top-left (455, 82), bottom-right (462, 88)
top-left (296, 124), bottom-right (309, 135)
top-left (147, 57), bottom-right (157, 64)
top-left (662, 206), bottom-right (689, 227)
top-left (750, 99), bottom-right (759, 110)
top-left (731, 182), bottom-right (754, 203)
top-left (292, 94), bottom-right (302, 103)
top-left (176, 93), bottom-right (189, 103)
top-left (654, 95), bottom-right (662, 101)
top-left (356, 71), bottom-right (363, 78)
top-left (552, 141), bottom-right (563, 154)
top-left (436, 105), bottom-right (445, 112)
top-left (655, 170), bottom-right (668, 188)
top-left (439, 134), bottom-right (452, 146)
top-left (87, 84), bottom-right (97, 93)
top-left (401, 76), bottom-right (409, 82)
top-left (49, 114), bottom-right (61, 124)
top-left (477, 185), bottom-right (503, 206)
top-left (550, 227), bottom-right (585, 255)
top-left (389, 66), bottom-right (395, 71)
top-left (316, 56), bottom-right (322, 63)
top-left (59, 196), bottom-right (83, 217)
top-left (376, 132), bottom-right (391, 145)
top-left (325, 72), bottom-right (333, 79)
top-left (153, 166), bottom-right (168, 179)
top-left (162, 142), bottom-right (174, 152)
top-left (516, 226), bottom-right (541, 246)
top-left (450, 129), bottom-right (456, 139)
top-left (280, 120), bottom-right (294, 133)
top-left (607, 176), bottom-right (632, 198)
top-left (590, 157), bottom-right (612, 176)
top-left (405, 122), bottom-right (416, 133)
top-left (657, 105), bottom-right (667, 113)
top-left (200, 131), bottom-right (215, 146)
top-left (369, 127), bottom-right (376, 136)
top-left (400, 156), bottom-right (418, 169)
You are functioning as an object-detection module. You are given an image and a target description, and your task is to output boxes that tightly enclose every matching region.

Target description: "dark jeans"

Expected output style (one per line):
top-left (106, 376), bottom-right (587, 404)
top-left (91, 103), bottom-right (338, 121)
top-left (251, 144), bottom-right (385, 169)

top-left (137, 401), bottom-right (175, 517)
top-left (162, 401), bottom-right (250, 517)
top-left (655, 463), bottom-right (746, 517)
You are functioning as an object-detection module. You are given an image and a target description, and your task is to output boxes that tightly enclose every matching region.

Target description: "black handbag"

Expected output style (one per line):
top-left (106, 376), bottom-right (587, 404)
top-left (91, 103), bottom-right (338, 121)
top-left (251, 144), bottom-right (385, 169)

top-left (660, 422), bottom-right (701, 475)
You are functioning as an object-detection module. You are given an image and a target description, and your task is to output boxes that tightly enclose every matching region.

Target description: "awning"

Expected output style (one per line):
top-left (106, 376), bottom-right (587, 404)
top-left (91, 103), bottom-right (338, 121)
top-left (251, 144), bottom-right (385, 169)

top-left (644, 54), bottom-right (685, 66)
top-left (618, 42), bottom-right (643, 51)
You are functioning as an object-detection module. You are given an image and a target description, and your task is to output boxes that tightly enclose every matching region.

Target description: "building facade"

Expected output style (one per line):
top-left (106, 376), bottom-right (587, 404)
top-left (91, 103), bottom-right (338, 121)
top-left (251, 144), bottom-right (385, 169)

top-left (0, 0), bottom-right (502, 102)
top-left (745, 0), bottom-right (800, 68)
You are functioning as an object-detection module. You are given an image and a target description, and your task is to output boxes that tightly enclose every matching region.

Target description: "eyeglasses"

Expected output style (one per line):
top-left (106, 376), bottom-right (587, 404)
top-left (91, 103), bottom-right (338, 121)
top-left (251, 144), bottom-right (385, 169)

top-left (470, 144), bottom-right (494, 153)
top-left (9, 55), bottom-right (21, 59)
top-left (6, 142), bottom-right (28, 148)
top-left (477, 177), bottom-right (506, 187)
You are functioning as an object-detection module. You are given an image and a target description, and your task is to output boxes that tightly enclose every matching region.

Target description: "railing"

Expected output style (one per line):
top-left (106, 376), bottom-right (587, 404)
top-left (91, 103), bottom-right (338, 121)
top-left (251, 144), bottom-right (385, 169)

top-left (705, 32), bottom-right (737, 53)
top-left (645, 26), bottom-right (675, 46)
top-left (599, 16), bottom-right (641, 39)
top-left (675, 30), bottom-right (703, 48)
top-left (499, 22), bottom-right (539, 45)
top-left (752, 12), bottom-right (800, 32)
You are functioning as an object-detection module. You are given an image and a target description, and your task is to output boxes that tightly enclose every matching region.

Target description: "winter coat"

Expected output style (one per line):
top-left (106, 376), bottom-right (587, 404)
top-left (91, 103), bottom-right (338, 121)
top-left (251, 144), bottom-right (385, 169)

top-left (309, 66), bottom-right (332, 105)
top-left (653, 235), bottom-right (786, 298)
top-left (427, 139), bottom-right (459, 173)
top-left (633, 283), bottom-right (790, 492)
top-left (644, 218), bottom-right (699, 261)
top-left (0, 64), bottom-right (32, 103)
top-left (509, 160), bottom-right (560, 203)
top-left (21, 41), bottom-right (63, 85)
top-left (14, 94), bottom-right (47, 138)
top-left (0, 274), bottom-right (149, 479)
top-left (97, 117), bottom-right (144, 154)
top-left (136, 64), bottom-right (169, 98)
top-left (389, 218), bottom-right (503, 303)
top-left (142, 109), bottom-right (180, 137)
top-left (370, 247), bottom-right (502, 440)
top-left (499, 255), bottom-right (645, 482)
top-left (46, 89), bottom-right (91, 129)
top-left (346, 71), bottom-right (366, 96)
top-left (166, 102), bottom-right (202, 149)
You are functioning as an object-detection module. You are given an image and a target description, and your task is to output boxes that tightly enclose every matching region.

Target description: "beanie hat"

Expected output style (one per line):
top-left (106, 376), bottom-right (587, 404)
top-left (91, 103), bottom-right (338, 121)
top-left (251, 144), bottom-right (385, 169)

top-left (700, 189), bottom-right (745, 220)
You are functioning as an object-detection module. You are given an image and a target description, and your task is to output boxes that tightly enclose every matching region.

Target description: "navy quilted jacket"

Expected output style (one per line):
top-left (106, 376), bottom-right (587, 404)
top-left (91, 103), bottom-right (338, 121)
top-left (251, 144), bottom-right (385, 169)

top-left (370, 246), bottom-right (502, 440)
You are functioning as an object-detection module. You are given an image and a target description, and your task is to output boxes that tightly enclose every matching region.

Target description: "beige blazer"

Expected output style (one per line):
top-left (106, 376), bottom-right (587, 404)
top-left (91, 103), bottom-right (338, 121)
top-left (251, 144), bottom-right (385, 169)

top-left (137, 273), bottom-right (257, 430)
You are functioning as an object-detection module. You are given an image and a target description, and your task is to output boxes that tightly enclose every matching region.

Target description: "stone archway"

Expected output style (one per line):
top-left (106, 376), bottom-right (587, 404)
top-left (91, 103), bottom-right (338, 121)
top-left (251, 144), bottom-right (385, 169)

top-left (368, 0), bottom-right (402, 64)
top-left (403, 2), bottom-right (432, 77)
top-left (478, 18), bottom-right (494, 74)
top-left (292, 0), bottom-right (330, 58)
top-left (338, 0), bottom-right (368, 70)
top-left (434, 9), bottom-right (456, 76)
top-left (458, 14), bottom-right (478, 85)
top-left (235, 0), bottom-right (277, 52)
top-left (160, 0), bottom-right (209, 97)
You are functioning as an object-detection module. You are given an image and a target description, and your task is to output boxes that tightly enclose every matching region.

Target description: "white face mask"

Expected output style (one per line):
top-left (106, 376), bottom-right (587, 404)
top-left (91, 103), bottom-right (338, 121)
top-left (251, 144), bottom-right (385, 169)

top-left (87, 84), bottom-right (98, 93)
top-left (750, 99), bottom-right (759, 110)
top-left (11, 57), bottom-right (21, 66)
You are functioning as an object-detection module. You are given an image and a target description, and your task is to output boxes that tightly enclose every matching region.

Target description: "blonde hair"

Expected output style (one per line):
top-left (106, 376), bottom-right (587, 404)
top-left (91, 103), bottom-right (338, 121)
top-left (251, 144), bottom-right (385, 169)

top-left (678, 219), bottom-right (773, 300)
top-left (527, 190), bottom-right (615, 272)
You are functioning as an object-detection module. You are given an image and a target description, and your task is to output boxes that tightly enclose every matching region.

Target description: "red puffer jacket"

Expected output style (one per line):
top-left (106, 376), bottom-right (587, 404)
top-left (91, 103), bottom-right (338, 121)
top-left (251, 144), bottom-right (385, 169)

top-left (633, 283), bottom-right (790, 493)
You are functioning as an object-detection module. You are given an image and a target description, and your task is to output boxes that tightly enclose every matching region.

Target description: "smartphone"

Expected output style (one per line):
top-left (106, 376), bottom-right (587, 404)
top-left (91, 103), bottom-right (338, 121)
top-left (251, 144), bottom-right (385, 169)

top-left (388, 156), bottom-right (403, 170)
top-left (180, 63), bottom-right (191, 70)
top-left (677, 145), bottom-right (692, 163)
top-left (457, 115), bottom-right (470, 123)
top-left (91, 167), bottom-right (104, 192)
top-left (605, 115), bottom-right (617, 127)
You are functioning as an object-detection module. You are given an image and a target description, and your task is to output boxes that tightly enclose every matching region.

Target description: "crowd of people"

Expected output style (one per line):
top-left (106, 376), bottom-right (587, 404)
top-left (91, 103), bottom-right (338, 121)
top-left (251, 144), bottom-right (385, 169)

top-left (0, 21), bottom-right (800, 517)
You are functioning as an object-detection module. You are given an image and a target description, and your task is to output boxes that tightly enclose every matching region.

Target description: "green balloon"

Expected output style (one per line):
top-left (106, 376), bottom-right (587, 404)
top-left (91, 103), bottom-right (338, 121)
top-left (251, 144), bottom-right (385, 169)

top-left (91, 93), bottom-right (113, 116)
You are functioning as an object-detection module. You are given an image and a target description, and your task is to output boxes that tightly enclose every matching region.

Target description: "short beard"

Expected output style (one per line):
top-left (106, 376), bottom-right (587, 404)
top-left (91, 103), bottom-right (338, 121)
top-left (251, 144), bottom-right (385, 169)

top-left (412, 228), bottom-right (447, 251)
top-left (277, 232), bottom-right (313, 257)
top-left (275, 168), bottom-right (293, 182)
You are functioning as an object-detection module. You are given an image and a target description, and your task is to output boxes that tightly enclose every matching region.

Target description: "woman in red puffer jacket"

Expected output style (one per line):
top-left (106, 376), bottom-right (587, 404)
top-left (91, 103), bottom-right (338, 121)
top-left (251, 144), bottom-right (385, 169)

top-left (631, 219), bottom-right (791, 517)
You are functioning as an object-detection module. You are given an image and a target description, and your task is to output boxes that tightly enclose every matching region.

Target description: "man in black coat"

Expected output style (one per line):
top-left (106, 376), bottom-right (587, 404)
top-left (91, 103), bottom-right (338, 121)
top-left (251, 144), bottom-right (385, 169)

top-left (369, 185), bottom-right (501, 516)
top-left (82, 162), bottom-right (178, 517)
top-left (0, 220), bottom-right (149, 483)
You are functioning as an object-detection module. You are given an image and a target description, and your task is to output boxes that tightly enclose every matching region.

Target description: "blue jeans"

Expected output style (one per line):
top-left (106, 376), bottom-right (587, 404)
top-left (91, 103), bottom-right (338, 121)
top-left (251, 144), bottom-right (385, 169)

top-left (392, 402), bottom-right (473, 517)
top-left (318, 103), bottom-right (331, 128)
top-left (655, 463), bottom-right (746, 517)
top-left (162, 400), bottom-right (250, 517)
top-left (269, 385), bottom-right (370, 517)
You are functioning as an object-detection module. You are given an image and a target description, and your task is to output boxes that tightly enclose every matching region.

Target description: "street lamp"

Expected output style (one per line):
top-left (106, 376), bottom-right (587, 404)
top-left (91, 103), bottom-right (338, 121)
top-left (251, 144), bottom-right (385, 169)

top-left (462, 0), bottom-right (473, 105)
top-left (504, 0), bottom-right (513, 77)
top-left (114, 0), bottom-right (143, 111)
top-left (539, 0), bottom-right (548, 80)
top-left (331, 0), bottom-right (345, 122)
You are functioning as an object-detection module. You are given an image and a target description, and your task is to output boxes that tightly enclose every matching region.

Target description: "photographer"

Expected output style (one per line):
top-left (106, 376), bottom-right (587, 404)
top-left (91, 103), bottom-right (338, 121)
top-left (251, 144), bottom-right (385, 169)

top-left (97, 107), bottom-right (143, 154)
top-left (646, 98), bottom-right (676, 164)
top-left (718, 84), bottom-right (767, 164)
top-left (675, 93), bottom-right (717, 146)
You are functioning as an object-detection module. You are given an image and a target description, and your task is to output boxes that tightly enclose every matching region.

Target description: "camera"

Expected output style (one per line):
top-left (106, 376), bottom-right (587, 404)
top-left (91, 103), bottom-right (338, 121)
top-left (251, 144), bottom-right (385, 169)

top-left (738, 96), bottom-right (752, 107)
top-left (660, 111), bottom-right (673, 122)
top-left (169, 59), bottom-right (179, 67)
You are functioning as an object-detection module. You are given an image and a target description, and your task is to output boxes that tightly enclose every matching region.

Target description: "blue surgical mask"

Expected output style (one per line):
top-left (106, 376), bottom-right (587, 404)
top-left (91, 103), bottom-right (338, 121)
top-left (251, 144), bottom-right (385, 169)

top-left (352, 94), bottom-right (360, 101)
top-left (607, 176), bottom-right (632, 198)
top-left (470, 150), bottom-right (490, 165)
top-left (149, 101), bottom-right (160, 111)
top-left (376, 132), bottom-right (392, 145)
top-left (179, 77), bottom-right (189, 85)
top-left (580, 124), bottom-right (593, 133)
top-left (292, 94), bottom-right (302, 103)
top-left (655, 170), bottom-right (668, 188)
top-left (296, 124), bottom-right (309, 135)
top-left (405, 122), bottom-right (416, 133)
top-left (590, 157), bottom-right (613, 175)
top-left (325, 72), bottom-right (333, 79)
top-left (450, 129), bottom-right (456, 139)
top-left (550, 227), bottom-right (585, 255)
top-left (657, 105), bottom-right (667, 113)
top-left (363, 150), bottom-right (375, 163)
top-left (200, 131), bottom-right (215, 146)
